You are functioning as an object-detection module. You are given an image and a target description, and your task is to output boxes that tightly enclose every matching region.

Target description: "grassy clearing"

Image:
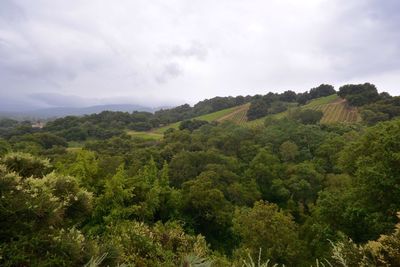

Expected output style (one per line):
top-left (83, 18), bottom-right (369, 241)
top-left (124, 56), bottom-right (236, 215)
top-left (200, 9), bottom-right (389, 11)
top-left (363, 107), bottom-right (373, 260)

top-left (153, 104), bottom-right (249, 134)
top-left (127, 130), bottom-right (164, 140)
top-left (67, 141), bottom-right (84, 152)
top-left (153, 122), bottom-right (180, 134)
top-left (303, 94), bottom-right (339, 108)
top-left (196, 106), bottom-right (244, 121)
top-left (245, 111), bottom-right (287, 128)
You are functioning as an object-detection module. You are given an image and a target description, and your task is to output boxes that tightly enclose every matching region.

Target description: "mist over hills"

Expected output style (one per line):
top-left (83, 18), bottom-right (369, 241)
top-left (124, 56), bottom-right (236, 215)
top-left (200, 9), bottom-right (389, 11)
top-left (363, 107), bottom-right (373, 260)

top-left (0, 104), bottom-right (162, 120)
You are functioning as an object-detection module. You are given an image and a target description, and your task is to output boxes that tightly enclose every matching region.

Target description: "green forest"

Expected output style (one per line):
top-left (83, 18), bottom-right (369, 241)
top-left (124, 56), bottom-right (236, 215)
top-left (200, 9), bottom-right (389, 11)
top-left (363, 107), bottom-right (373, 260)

top-left (1, 83), bottom-right (400, 266)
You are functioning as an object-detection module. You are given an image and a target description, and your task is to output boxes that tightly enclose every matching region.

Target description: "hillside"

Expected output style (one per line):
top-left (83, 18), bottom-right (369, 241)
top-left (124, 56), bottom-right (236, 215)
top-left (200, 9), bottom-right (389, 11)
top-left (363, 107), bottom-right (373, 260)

top-left (301, 94), bottom-right (361, 123)
top-left (128, 94), bottom-right (361, 139)
top-left (246, 94), bottom-right (361, 127)
top-left (3, 86), bottom-right (400, 267)
top-left (127, 104), bottom-right (250, 139)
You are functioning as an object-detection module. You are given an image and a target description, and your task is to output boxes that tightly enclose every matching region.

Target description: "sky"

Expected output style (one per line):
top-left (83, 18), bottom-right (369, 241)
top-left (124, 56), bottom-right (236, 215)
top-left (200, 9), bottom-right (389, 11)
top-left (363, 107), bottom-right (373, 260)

top-left (0, 0), bottom-right (400, 111)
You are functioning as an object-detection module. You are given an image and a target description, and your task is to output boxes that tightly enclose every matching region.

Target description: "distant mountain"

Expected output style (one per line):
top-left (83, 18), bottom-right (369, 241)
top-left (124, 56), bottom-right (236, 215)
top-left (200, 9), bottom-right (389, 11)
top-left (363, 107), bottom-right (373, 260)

top-left (0, 104), bottom-right (162, 120)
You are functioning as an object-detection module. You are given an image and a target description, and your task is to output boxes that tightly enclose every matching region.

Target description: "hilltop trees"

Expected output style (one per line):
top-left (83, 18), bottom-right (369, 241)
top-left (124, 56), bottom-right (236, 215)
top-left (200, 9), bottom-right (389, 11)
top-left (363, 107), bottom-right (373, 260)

top-left (338, 83), bottom-right (380, 106)
top-left (246, 84), bottom-right (335, 120)
top-left (309, 84), bottom-right (336, 99)
top-left (361, 96), bottom-right (400, 125)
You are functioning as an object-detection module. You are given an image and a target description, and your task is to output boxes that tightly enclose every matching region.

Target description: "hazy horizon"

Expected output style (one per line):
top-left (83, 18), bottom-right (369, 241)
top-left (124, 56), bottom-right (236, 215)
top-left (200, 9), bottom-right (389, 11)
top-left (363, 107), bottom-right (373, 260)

top-left (1, 0), bottom-right (400, 111)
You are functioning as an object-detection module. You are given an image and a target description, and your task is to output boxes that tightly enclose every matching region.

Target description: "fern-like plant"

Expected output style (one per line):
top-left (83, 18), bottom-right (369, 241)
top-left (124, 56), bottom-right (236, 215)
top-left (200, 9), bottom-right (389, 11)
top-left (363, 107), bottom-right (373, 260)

top-left (241, 248), bottom-right (283, 267)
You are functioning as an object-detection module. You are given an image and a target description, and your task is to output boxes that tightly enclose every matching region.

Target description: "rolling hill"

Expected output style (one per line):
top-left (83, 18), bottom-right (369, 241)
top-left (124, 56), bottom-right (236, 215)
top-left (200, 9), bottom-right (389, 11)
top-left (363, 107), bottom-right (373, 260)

top-left (127, 94), bottom-right (361, 140)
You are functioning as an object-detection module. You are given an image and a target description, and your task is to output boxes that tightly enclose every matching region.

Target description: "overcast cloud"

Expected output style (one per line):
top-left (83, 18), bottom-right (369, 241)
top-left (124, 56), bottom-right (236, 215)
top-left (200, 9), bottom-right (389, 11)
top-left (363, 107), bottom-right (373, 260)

top-left (0, 0), bottom-right (399, 111)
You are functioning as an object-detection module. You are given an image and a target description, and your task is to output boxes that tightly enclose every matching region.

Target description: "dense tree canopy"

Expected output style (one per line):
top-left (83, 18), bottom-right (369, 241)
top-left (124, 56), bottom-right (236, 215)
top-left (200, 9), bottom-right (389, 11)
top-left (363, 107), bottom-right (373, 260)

top-left (1, 84), bottom-right (400, 266)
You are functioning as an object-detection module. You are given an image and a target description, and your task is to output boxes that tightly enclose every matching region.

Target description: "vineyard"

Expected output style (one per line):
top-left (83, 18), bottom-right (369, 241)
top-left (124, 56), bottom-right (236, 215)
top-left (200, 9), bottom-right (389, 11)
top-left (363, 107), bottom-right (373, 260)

top-left (305, 97), bottom-right (361, 123)
top-left (128, 94), bottom-right (361, 139)
top-left (216, 103), bottom-right (250, 124)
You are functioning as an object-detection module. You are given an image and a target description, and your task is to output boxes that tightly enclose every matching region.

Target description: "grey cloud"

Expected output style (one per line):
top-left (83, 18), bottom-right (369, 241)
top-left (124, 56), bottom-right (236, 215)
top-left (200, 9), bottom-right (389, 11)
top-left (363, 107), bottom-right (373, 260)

top-left (0, 0), bottom-right (25, 23)
top-left (161, 42), bottom-right (208, 61)
top-left (28, 93), bottom-right (95, 108)
top-left (1, 0), bottom-right (400, 110)
top-left (317, 0), bottom-right (400, 79)
top-left (155, 62), bottom-right (183, 84)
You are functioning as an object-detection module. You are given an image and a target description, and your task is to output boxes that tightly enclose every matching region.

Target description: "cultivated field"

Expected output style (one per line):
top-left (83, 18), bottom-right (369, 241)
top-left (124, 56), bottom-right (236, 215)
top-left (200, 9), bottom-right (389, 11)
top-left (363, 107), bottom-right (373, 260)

top-left (304, 96), bottom-right (361, 123)
top-left (215, 103), bottom-right (250, 124)
top-left (125, 94), bottom-right (361, 139)
top-left (246, 94), bottom-right (361, 127)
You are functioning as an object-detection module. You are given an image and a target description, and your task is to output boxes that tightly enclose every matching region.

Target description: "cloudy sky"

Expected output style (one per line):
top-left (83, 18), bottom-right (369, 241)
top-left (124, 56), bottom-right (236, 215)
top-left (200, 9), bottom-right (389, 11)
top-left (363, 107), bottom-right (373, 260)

top-left (0, 0), bottom-right (399, 111)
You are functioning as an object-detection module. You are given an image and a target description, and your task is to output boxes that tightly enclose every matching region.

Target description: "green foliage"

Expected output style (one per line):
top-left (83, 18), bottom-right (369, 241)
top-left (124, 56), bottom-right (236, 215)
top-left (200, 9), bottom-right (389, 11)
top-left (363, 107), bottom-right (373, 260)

top-left (338, 83), bottom-right (380, 106)
top-left (361, 96), bottom-right (400, 125)
top-left (286, 162), bottom-right (324, 204)
top-left (245, 149), bottom-right (282, 201)
top-left (2, 87), bottom-right (400, 266)
top-left (279, 140), bottom-right (299, 162)
top-left (0, 138), bottom-right (11, 156)
top-left (92, 164), bottom-right (135, 226)
top-left (338, 119), bottom-right (400, 240)
top-left (169, 150), bottom-right (238, 187)
top-left (56, 150), bottom-right (99, 191)
top-left (312, 213), bottom-right (400, 266)
top-left (309, 84), bottom-right (336, 100)
top-left (102, 220), bottom-right (209, 266)
top-left (1, 152), bottom-right (52, 178)
top-left (291, 109), bottom-right (324, 124)
top-left (182, 173), bottom-right (234, 250)
top-left (0, 164), bottom-right (95, 266)
top-left (180, 119), bottom-right (209, 132)
top-left (232, 201), bottom-right (304, 266)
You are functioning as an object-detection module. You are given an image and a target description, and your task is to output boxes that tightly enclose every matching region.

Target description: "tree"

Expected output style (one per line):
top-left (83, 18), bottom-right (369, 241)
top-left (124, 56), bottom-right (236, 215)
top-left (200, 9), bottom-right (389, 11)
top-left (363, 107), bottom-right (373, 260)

top-left (338, 83), bottom-right (380, 106)
top-left (309, 84), bottom-right (336, 99)
top-left (1, 152), bottom-right (52, 178)
top-left (0, 165), bottom-right (95, 266)
top-left (102, 220), bottom-right (210, 266)
top-left (169, 150), bottom-right (237, 187)
top-left (245, 149), bottom-right (282, 201)
top-left (56, 150), bottom-right (99, 191)
top-left (182, 175), bottom-right (234, 251)
top-left (337, 119), bottom-right (400, 241)
top-left (0, 139), bottom-right (11, 156)
top-left (179, 119), bottom-right (209, 132)
top-left (327, 212), bottom-right (400, 266)
top-left (285, 162), bottom-right (324, 206)
top-left (279, 141), bottom-right (299, 162)
top-left (279, 90), bottom-right (297, 102)
top-left (232, 201), bottom-right (304, 265)
top-left (93, 164), bottom-right (134, 226)
top-left (291, 109), bottom-right (323, 124)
